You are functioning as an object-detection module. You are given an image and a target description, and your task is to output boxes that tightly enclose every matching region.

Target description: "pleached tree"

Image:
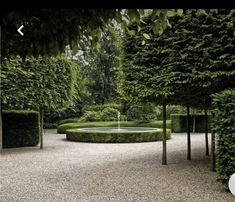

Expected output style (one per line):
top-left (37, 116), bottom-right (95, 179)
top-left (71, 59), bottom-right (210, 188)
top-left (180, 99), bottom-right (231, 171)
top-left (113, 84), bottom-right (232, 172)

top-left (1, 56), bottom-right (78, 148)
top-left (120, 9), bottom-right (235, 164)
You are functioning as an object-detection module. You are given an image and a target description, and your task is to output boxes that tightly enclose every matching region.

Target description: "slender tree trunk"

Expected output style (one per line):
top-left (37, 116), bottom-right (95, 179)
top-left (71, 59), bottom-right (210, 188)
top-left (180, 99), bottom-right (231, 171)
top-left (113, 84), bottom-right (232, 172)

top-left (162, 98), bottom-right (167, 165)
top-left (187, 104), bottom-right (191, 160)
top-left (211, 113), bottom-right (216, 171)
top-left (40, 108), bottom-right (44, 149)
top-left (193, 115), bottom-right (196, 133)
top-left (211, 132), bottom-right (216, 171)
top-left (0, 107), bottom-right (3, 152)
top-left (205, 106), bottom-right (209, 156)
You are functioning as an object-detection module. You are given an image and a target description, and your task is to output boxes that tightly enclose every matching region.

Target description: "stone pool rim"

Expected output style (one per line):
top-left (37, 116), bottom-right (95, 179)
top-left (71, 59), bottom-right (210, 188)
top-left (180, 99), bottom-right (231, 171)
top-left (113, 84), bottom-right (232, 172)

top-left (76, 127), bottom-right (161, 133)
top-left (66, 127), bottom-right (171, 143)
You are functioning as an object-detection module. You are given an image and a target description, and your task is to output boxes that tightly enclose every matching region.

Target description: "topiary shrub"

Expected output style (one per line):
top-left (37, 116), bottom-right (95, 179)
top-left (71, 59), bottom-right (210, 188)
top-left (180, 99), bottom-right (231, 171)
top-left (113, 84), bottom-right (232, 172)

top-left (2, 110), bottom-right (40, 148)
top-left (212, 89), bottom-right (235, 185)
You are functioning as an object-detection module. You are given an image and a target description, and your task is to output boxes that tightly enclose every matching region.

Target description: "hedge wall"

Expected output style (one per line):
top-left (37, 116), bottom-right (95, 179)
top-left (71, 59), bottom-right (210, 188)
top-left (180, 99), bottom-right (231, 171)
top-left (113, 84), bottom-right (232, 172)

top-left (2, 110), bottom-right (40, 148)
top-left (212, 89), bottom-right (235, 184)
top-left (171, 114), bottom-right (211, 133)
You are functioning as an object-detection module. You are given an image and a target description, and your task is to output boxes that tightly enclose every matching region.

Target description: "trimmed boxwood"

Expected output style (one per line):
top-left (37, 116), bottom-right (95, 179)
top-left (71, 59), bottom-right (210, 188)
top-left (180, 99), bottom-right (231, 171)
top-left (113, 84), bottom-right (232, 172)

top-left (212, 89), bottom-right (235, 185)
top-left (57, 120), bottom-right (171, 134)
top-left (171, 114), bottom-right (211, 133)
top-left (66, 128), bottom-right (171, 143)
top-left (2, 110), bottom-right (40, 148)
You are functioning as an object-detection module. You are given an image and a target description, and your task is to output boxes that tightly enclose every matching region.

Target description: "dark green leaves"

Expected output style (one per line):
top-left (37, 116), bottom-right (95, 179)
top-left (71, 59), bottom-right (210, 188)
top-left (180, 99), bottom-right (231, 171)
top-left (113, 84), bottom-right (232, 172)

top-left (212, 89), bottom-right (235, 185)
top-left (127, 9), bottom-right (140, 23)
top-left (2, 57), bottom-right (78, 111)
top-left (2, 9), bottom-right (175, 58)
top-left (121, 9), bottom-right (235, 109)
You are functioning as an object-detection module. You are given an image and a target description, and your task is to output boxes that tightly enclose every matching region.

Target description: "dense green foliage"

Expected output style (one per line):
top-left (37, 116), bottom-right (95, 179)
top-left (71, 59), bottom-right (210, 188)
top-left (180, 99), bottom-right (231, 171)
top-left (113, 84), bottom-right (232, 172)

top-left (171, 114), bottom-right (212, 133)
top-left (1, 56), bottom-right (78, 111)
top-left (43, 102), bottom-right (83, 128)
top-left (80, 31), bottom-right (121, 104)
top-left (126, 103), bottom-right (159, 122)
top-left (55, 104), bottom-right (185, 128)
top-left (1, 9), bottom-right (181, 58)
top-left (212, 89), bottom-right (235, 184)
top-left (83, 103), bottom-right (121, 112)
top-left (43, 62), bottom-right (90, 127)
top-left (2, 110), bottom-right (39, 148)
top-left (120, 9), bottom-right (235, 108)
top-left (66, 128), bottom-right (171, 143)
top-left (57, 120), bottom-right (171, 134)
top-left (79, 104), bottom-right (126, 122)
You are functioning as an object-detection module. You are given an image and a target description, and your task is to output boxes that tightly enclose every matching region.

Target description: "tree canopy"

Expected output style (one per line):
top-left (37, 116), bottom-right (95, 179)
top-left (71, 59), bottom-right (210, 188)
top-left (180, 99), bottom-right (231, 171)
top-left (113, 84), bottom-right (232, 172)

top-left (120, 9), bottom-right (235, 108)
top-left (78, 30), bottom-right (121, 105)
top-left (1, 9), bottom-right (183, 58)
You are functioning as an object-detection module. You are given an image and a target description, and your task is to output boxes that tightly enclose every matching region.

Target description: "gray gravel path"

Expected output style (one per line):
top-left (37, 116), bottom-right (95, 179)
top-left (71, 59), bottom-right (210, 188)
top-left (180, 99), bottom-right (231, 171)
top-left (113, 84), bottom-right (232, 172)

top-left (1, 130), bottom-right (234, 202)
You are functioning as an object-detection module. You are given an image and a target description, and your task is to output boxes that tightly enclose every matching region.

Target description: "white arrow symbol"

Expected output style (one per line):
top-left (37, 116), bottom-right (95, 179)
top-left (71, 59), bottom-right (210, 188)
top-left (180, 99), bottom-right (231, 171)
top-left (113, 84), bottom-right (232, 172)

top-left (17, 25), bottom-right (24, 36)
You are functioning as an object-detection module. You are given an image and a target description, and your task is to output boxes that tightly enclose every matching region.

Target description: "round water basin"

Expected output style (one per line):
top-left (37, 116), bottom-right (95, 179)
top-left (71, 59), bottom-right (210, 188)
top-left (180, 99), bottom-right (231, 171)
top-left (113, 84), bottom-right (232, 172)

top-left (66, 127), bottom-right (171, 143)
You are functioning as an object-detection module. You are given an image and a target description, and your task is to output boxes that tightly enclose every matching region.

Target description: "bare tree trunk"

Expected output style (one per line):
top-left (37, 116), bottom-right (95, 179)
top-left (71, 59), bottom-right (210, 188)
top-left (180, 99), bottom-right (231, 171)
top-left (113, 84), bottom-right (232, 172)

top-left (187, 104), bottom-right (191, 160)
top-left (0, 107), bottom-right (3, 152)
top-left (193, 115), bottom-right (196, 133)
top-left (205, 106), bottom-right (209, 156)
top-left (211, 132), bottom-right (216, 171)
top-left (211, 113), bottom-right (216, 171)
top-left (0, 28), bottom-right (3, 152)
top-left (40, 108), bottom-right (44, 149)
top-left (162, 98), bottom-right (167, 165)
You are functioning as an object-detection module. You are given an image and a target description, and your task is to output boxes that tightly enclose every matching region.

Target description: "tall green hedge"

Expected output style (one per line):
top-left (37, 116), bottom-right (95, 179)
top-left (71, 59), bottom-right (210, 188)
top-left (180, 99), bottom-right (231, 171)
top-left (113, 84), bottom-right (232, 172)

top-left (171, 114), bottom-right (211, 133)
top-left (212, 89), bottom-right (235, 184)
top-left (2, 110), bottom-right (39, 148)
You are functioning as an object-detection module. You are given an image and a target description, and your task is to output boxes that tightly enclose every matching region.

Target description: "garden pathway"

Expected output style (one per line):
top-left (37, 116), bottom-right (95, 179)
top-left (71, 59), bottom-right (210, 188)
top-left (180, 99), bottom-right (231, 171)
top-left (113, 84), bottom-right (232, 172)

top-left (0, 130), bottom-right (234, 202)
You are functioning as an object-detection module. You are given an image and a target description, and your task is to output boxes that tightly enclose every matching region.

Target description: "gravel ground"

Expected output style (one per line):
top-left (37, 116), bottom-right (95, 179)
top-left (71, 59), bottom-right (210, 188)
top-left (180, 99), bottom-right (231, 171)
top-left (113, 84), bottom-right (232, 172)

top-left (0, 130), bottom-right (234, 202)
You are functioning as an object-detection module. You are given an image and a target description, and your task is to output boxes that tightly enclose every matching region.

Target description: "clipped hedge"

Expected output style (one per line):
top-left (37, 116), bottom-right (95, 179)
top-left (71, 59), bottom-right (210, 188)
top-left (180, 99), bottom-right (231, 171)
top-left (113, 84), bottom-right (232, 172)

top-left (66, 128), bottom-right (171, 143)
top-left (2, 110), bottom-right (40, 148)
top-left (212, 89), bottom-right (235, 184)
top-left (57, 120), bottom-right (171, 134)
top-left (171, 114), bottom-right (211, 133)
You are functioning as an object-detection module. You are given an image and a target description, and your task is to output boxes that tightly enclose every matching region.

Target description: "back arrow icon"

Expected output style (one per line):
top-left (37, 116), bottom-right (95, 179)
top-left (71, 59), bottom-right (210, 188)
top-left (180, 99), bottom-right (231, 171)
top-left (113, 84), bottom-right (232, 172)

top-left (17, 25), bottom-right (24, 36)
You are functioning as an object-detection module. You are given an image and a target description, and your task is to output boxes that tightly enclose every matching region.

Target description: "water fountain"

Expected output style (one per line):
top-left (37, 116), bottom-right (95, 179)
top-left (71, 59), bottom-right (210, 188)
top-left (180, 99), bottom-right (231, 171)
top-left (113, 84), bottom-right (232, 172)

top-left (117, 111), bottom-right (120, 130)
top-left (65, 109), bottom-right (170, 143)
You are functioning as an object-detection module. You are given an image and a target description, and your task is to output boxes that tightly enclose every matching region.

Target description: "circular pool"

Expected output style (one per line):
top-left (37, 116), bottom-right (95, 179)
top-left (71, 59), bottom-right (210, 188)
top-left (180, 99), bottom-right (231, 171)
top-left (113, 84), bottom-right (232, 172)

top-left (66, 127), bottom-right (171, 143)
